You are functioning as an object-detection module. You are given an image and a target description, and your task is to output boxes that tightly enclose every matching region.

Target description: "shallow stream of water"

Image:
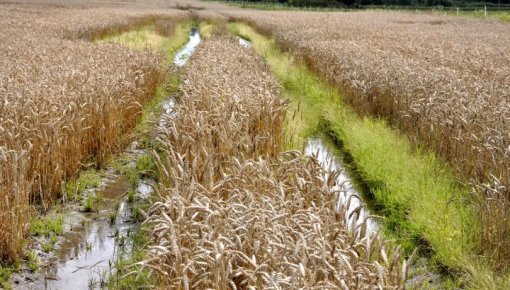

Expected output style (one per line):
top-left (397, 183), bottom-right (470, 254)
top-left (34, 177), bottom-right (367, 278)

top-left (41, 181), bottom-right (135, 290)
top-left (12, 166), bottom-right (152, 290)
top-left (158, 29), bottom-right (201, 128)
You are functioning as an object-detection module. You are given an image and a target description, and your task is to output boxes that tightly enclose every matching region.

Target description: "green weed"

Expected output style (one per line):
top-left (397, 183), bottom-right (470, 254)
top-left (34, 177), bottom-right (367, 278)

top-left (0, 266), bottom-right (12, 289)
top-left (85, 241), bottom-right (92, 252)
top-left (82, 193), bottom-right (102, 213)
top-left (131, 204), bottom-right (148, 222)
top-left (30, 215), bottom-right (64, 237)
top-left (127, 189), bottom-right (135, 203)
top-left (41, 242), bottom-right (53, 253)
top-left (107, 156), bottom-right (130, 174)
top-left (83, 196), bottom-right (93, 212)
top-left (109, 212), bottom-right (117, 225)
top-left (65, 169), bottom-right (101, 201)
top-left (107, 227), bottom-right (152, 289)
top-left (136, 154), bottom-right (155, 176)
top-left (27, 251), bottom-right (39, 272)
top-left (42, 233), bottom-right (59, 253)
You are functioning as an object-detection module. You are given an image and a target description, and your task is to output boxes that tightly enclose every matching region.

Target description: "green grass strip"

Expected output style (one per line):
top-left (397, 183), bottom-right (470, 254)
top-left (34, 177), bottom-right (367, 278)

top-left (227, 22), bottom-right (510, 289)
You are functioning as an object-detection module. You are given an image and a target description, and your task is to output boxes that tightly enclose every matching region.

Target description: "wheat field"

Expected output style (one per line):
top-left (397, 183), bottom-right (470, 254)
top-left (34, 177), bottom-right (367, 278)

top-left (142, 36), bottom-right (406, 289)
top-left (228, 10), bottom-right (510, 270)
top-left (2, 0), bottom-right (510, 287)
top-left (0, 3), bottom-right (188, 261)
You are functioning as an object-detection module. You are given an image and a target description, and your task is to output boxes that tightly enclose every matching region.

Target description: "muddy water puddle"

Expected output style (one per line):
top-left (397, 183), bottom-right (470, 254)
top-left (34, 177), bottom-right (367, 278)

top-left (41, 215), bottom-right (133, 289)
top-left (12, 170), bottom-right (152, 290)
top-left (41, 177), bottom-right (134, 289)
top-left (100, 175), bottom-right (130, 200)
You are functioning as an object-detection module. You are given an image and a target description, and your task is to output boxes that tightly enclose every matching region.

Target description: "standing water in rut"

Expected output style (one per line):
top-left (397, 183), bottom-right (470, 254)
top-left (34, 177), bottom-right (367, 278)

top-left (173, 27), bottom-right (201, 67)
top-left (41, 179), bottom-right (136, 290)
top-left (305, 139), bottom-right (378, 234)
top-left (238, 37), bottom-right (251, 48)
top-left (11, 158), bottom-right (151, 290)
top-left (158, 28), bottom-right (201, 128)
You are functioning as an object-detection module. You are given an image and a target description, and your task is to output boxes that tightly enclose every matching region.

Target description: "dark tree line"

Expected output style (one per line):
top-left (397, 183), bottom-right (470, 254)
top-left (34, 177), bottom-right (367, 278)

top-left (234, 0), bottom-right (510, 8)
